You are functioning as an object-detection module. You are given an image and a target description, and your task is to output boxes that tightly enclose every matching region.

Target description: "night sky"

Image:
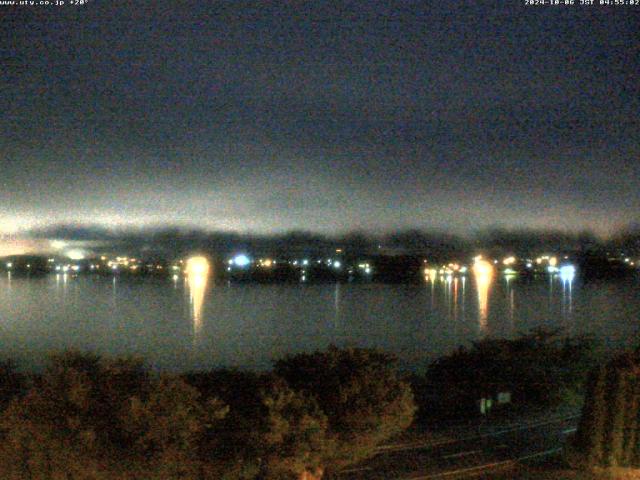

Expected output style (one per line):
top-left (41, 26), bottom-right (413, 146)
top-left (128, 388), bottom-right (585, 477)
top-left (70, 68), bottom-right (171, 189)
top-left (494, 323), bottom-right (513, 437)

top-left (2, 1), bottom-right (639, 237)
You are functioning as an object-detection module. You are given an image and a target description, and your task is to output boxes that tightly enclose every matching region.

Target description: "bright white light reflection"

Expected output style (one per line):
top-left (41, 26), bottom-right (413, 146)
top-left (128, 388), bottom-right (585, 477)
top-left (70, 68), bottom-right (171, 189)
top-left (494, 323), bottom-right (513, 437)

top-left (560, 265), bottom-right (574, 318)
top-left (473, 259), bottom-right (494, 332)
top-left (187, 256), bottom-right (209, 276)
top-left (560, 265), bottom-right (576, 282)
top-left (186, 256), bottom-right (210, 339)
top-left (232, 254), bottom-right (250, 267)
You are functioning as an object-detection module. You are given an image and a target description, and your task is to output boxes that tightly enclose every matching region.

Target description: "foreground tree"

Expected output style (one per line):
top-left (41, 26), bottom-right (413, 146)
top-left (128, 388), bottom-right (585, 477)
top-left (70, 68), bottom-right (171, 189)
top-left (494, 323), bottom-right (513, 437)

top-left (0, 352), bottom-right (227, 480)
top-left (275, 346), bottom-right (416, 472)
top-left (569, 351), bottom-right (640, 469)
top-left (185, 371), bottom-right (329, 480)
top-left (254, 378), bottom-right (328, 480)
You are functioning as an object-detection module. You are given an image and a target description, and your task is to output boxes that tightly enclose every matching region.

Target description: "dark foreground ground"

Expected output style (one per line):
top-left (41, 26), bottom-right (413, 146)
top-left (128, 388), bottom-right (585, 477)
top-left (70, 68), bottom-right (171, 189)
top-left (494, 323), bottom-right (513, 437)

top-left (331, 405), bottom-right (595, 480)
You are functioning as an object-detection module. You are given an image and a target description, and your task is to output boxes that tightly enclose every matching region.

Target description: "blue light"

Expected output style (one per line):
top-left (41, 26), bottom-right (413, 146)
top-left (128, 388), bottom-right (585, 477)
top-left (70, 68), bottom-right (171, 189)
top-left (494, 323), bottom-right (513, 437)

top-left (233, 254), bottom-right (251, 267)
top-left (560, 265), bottom-right (575, 275)
top-left (560, 264), bottom-right (576, 281)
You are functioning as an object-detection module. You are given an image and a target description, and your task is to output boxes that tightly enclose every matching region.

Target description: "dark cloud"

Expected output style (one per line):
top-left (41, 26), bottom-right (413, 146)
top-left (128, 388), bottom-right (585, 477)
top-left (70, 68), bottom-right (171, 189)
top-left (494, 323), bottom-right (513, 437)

top-left (1, 1), bottom-right (639, 236)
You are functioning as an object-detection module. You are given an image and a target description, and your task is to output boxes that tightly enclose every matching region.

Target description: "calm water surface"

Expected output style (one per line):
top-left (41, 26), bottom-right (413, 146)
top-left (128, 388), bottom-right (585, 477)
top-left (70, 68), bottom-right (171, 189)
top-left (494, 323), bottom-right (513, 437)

top-left (0, 272), bottom-right (639, 372)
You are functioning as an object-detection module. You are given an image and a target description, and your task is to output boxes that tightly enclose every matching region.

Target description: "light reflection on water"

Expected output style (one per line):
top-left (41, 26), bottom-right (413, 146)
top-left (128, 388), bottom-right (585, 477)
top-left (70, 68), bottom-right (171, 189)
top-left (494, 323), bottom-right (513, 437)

top-left (186, 257), bottom-right (210, 342)
top-left (473, 260), bottom-right (494, 333)
top-left (0, 270), bottom-right (638, 372)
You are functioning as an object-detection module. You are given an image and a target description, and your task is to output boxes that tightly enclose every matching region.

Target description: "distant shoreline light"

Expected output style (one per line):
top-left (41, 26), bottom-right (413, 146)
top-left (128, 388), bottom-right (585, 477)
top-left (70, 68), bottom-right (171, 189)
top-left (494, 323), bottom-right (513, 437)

top-left (186, 256), bottom-right (211, 276)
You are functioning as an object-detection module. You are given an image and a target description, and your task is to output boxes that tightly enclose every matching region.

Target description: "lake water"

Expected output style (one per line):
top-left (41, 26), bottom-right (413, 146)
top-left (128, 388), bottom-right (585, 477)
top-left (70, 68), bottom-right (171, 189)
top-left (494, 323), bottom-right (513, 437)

top-left (1, 271), bottom-right (639, 372)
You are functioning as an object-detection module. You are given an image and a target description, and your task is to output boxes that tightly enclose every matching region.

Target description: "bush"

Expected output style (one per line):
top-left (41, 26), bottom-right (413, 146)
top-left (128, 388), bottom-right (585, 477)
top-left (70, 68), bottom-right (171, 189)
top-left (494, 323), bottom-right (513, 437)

top-left (420, 329), bottom-right (596, 420)
top-left (0, 347), bottom-right (417, 479)
top-left (0, 352), bottom-right (227, 480)
top-left (185, 370), bottom-right (329, 480)
top-left (254, 377), bottom-right (328, 479)
top-left (275, 346), bottom-right (416, 471)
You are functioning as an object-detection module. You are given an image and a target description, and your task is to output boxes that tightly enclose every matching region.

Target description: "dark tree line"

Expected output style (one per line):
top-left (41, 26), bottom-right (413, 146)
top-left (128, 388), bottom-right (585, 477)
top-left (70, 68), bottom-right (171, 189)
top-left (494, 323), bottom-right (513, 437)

top-left (22, 223), bottom-right (640, 262)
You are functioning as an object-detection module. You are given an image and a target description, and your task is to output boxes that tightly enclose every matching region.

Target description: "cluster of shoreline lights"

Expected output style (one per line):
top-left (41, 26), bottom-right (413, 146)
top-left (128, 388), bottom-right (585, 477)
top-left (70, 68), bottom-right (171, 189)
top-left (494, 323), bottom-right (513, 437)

top-left (4, 252), bottom-right (374, 278)
top-left (226, 253), bottom-right (373, 281)
top-left (423, 254), bottom-right (578, 283)
top-left (5, 251), bottom-right (581, 281)
top-left (50, 255), bottom-right (211, 286)
top-left (51, 256), bottom-right (176, 274)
